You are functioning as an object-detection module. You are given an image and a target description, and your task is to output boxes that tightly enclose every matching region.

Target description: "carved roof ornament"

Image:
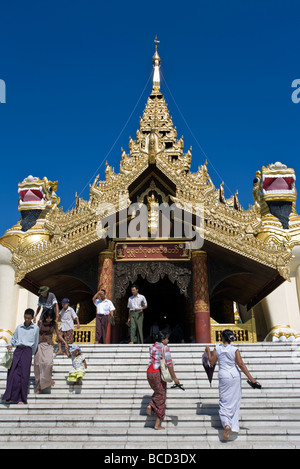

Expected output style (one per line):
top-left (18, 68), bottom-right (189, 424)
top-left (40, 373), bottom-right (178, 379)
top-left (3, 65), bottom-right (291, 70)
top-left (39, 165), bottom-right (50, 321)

top-left (89, 38), bottom-right (215, 207)
top-left (152, 36), bottom-right (161, 93)
top-left (0, 40), bottom-right (294, 284)
top-left (253, 161), bottom-right (300, 247)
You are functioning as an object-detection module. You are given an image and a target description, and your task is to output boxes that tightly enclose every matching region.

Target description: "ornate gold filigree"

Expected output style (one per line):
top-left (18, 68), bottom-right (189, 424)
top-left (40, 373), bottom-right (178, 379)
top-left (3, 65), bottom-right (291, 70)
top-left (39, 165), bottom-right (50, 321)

top-left (253, 161), bottom-right (300, 247)
top-left (0, 175), bottom-right (60, 253)
top-left (2, 44), bottom-right (294, 284)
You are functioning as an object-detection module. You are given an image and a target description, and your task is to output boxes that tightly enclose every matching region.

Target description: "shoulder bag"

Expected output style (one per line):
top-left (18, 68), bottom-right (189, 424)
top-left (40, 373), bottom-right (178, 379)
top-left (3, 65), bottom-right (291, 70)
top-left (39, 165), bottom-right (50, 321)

top-left (160, 346), bottom-right (173, 383)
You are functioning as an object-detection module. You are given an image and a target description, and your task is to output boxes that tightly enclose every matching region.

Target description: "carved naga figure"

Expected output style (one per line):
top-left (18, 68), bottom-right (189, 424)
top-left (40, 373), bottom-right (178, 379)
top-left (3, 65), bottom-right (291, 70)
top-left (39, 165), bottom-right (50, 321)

top-left (0, 175), bottom-right (60, 253)
top-left (252, 162), bottom-right (300, 343)
top-left (252, 161), bottom-right (300, 247)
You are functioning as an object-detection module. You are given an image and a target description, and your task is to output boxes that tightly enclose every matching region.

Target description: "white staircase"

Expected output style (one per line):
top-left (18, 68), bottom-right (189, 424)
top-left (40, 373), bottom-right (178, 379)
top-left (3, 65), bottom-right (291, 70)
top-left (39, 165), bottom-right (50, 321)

top-left (1, 342), bottom-right (300, 449)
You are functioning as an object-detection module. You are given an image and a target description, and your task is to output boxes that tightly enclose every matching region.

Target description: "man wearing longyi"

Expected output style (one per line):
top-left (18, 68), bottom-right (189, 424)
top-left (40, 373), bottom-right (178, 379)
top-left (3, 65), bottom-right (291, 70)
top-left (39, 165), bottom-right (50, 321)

top-left (2, 309), bottom-right (39, 405)
top-left (127, 284), bottom-right (147, 344)
top-left (93, 288), bottom-right (115, 344)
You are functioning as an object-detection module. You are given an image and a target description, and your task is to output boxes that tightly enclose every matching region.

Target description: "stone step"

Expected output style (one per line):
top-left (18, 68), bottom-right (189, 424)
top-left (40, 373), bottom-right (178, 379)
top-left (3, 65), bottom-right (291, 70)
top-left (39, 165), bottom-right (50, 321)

top-left (1, 343), bottom-right (300, 449)
top-left (1, 342), bottom-right (295, 355)
top-left (1, 400), bottom-right (300, 412)
top-left (3, 385), bottom-right (276, 396)
top-left (1, 384), bottom-right (297, 395)
top-left (1, 424), bottom-right (300, 442)
top-left (0, 408), bottom-right (299, 423)
top-left (0, 441), bottom-right (298, 449)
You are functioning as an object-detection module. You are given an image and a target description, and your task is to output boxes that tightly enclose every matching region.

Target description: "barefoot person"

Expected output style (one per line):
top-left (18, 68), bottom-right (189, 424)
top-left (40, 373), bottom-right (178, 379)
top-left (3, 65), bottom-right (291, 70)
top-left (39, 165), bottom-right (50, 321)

top-left (146, 329), bottom-right (180, 430)
top-left (205, 329), bottom-right (258, 441)
top-left (2, 309), bottom-right (39, 405)
top-left (34, 309), bottom-right (68, 394)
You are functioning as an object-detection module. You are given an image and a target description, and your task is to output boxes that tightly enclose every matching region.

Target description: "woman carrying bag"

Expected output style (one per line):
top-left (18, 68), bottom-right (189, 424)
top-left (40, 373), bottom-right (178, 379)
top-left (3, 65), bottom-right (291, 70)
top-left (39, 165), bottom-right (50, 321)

top-left (146, 330), bottom-right (180, 430)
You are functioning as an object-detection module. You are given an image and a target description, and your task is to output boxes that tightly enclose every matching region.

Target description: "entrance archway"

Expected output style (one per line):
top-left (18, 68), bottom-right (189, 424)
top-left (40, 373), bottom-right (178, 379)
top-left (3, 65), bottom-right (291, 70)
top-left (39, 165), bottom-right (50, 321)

top-left (116, 276), bottom-right (193, 343)
top-left (114, 261), bottom-right (193, 343)
top-left (135, 276), bottom-right (189, 342)
top-left (36, 274), bottom-right (95, 323)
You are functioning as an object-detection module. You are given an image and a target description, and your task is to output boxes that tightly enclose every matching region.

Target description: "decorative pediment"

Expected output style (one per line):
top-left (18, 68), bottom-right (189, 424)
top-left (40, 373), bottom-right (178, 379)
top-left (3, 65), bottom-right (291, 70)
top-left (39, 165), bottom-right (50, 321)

top-left (1, 40), bottom-right (292, 285)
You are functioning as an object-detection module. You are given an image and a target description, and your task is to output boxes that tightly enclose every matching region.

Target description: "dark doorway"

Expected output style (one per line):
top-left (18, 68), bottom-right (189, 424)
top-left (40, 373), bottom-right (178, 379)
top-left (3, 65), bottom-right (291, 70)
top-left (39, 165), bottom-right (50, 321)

top-left (120, 275), bottom-right (190, 343)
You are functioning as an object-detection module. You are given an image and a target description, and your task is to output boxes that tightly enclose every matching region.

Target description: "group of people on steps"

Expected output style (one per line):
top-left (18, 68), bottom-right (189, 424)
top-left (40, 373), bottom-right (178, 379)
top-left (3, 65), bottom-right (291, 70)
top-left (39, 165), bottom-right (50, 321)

top-left (1, 285), bottom-right (260, 441)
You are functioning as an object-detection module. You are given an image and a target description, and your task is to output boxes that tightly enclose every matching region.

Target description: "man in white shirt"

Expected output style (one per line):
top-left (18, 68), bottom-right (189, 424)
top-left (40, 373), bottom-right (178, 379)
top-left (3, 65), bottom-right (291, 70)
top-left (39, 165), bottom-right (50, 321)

top-left (93, 288), bottom-right (115, 344)
top-left (127, 284), bottom-right (147, 344)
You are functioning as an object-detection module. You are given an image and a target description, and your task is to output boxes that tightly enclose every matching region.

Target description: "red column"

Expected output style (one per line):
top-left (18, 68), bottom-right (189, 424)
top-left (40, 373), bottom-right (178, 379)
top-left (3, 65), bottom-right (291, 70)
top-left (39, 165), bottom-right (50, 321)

top-left (192, 250), bottom-right (211, 343)
top-left (98, 249), bottom-right (114, 344)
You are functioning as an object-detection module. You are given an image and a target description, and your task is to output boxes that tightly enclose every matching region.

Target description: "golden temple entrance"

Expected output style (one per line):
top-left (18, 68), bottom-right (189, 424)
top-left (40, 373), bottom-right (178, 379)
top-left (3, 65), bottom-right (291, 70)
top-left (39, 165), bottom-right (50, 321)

top-left (0, 41), bottom-right (290, 346)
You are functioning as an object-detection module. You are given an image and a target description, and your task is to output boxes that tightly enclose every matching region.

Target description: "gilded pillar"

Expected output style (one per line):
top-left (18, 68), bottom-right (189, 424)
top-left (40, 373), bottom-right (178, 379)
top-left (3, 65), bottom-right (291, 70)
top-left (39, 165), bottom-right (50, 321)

top-left (98, 249), bottom-right (114, 344)
top-left (192, 250), bottom-right (211, 343)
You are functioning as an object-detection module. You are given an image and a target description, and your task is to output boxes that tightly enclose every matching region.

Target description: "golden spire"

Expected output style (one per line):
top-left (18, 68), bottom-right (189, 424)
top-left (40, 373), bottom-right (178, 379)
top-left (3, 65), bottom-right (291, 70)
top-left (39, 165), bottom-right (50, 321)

top-left (152, 36), bottom-right (161, 92)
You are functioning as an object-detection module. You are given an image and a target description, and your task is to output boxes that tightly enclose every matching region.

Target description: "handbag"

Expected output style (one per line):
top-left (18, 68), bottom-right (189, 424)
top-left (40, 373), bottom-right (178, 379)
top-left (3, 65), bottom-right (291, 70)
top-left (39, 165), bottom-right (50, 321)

top-left (0, 351), bottom-right (13, 369)
top-left (160, 347), bottom-right (173, 383)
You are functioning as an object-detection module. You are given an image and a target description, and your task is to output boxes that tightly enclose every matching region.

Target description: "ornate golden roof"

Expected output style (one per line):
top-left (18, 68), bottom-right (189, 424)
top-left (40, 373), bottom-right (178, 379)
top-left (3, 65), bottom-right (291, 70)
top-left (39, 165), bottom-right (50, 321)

top-left (1, 40), bottom-right (292, 285)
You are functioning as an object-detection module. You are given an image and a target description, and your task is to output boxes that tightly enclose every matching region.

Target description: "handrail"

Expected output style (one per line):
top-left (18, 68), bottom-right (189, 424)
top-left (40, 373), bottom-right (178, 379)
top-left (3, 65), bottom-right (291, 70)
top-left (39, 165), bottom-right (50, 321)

top-left (54, 313), bottom-right (257, 344)
top-left (210, 311), bottom-right (257, 343)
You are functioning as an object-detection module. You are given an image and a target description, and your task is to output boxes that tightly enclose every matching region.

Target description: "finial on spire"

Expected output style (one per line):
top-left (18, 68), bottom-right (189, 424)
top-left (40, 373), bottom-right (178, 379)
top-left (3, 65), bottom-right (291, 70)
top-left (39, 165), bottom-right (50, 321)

top-left (152, 36), bottom-right (161, 92)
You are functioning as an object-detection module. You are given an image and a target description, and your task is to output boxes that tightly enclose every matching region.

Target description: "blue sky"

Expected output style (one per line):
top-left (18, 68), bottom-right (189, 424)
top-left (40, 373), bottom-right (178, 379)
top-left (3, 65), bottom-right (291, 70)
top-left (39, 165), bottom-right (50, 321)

top-left (1, 0), bottom-right (300, 236)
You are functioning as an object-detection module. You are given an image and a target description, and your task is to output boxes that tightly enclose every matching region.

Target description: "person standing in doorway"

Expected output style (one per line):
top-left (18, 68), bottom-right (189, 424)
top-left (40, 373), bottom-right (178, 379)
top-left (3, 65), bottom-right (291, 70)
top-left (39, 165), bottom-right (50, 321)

top-left (2, 309), bottom-right (39, 405)
top-left (127, 284), bottom-right (147, 344)
top-left (93, 288), bottom-right (115, 344)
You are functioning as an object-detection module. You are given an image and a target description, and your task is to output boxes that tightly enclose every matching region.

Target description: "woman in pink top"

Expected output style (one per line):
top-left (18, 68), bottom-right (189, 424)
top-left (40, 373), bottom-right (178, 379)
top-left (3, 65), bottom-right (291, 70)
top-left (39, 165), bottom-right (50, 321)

top-left (146, 330), bottom-right (180, 430)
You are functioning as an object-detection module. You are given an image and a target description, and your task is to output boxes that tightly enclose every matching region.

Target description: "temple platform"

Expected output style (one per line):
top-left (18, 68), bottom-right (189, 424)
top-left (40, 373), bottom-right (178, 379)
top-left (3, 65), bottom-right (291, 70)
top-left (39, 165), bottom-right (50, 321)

top-left (1, 342), bottom-right (300, 449)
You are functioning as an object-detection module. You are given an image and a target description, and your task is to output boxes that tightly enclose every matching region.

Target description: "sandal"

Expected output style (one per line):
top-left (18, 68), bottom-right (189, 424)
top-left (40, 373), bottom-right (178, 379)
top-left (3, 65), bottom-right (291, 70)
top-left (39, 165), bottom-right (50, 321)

top-left (171, 383), bottom-right (185, 391)
top-left (247, 380), bottom-right (262, 389)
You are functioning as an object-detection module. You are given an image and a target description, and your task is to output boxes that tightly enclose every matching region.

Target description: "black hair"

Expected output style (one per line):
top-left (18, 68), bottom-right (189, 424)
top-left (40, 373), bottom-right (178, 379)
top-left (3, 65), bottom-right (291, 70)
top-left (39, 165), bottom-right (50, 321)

top-left (156, 329), bottom-right (170, 343)
top-left (24, 308), bottom-right (34, 317)
top-left (42, 309), bottom-right (56, 326)
top-left (221, 329), bottom-right (236, 343)
top-left (131, 284), bottom-right (139, 290)
top-left (100, 288), bottom-right (106, 295)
